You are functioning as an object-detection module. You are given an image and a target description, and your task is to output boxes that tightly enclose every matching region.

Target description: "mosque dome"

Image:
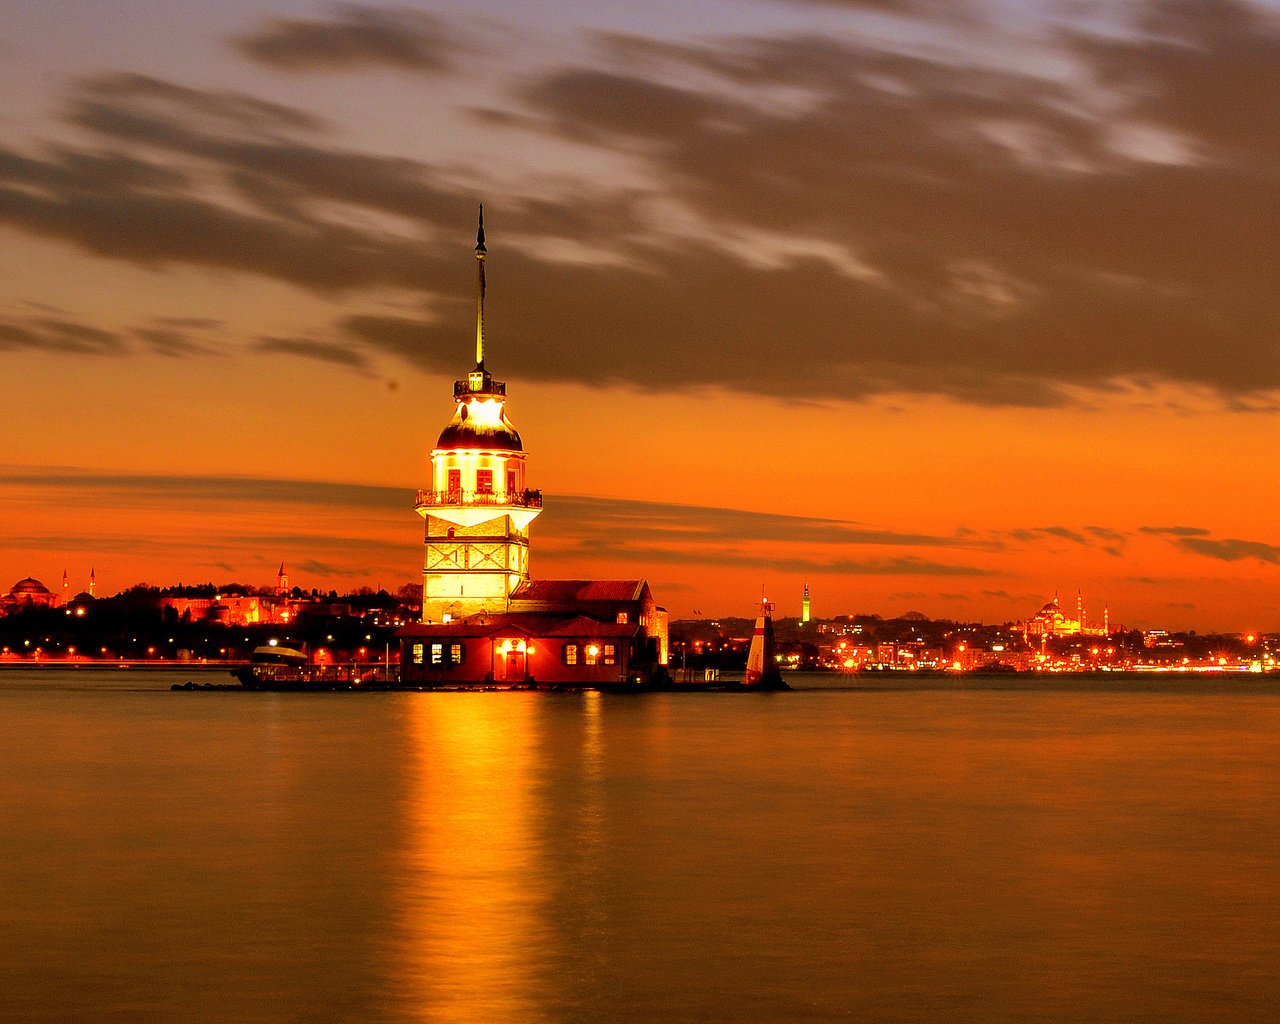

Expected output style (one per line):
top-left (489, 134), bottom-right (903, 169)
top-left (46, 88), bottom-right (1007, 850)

top-left (11, 577), bottom-right (50, 597)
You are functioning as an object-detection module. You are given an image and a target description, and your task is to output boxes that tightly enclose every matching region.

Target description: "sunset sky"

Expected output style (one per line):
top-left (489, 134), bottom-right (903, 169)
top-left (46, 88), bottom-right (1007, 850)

top-left (3, 0), bottom-right (1279, 628)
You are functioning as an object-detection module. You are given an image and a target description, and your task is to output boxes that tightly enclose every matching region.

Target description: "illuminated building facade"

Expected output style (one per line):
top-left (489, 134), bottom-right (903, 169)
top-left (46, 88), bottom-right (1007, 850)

top-left (1021, 591), bottom-right (1110, 638)
top-left (1, 577), bottom-right (60, 612)
top-left (399, 214), bottom-right (668, 685)
top-left (417, 210), bottom-right (542, 624)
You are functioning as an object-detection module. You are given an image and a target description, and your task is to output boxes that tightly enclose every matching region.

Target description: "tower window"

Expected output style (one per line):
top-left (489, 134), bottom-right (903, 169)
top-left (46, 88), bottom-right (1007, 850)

top-left (507, 468), bottom-right (517, 495)
top-left (447, 469), bottom-right (461, 497)
top-left (476, 469), bottom-right (493, 494)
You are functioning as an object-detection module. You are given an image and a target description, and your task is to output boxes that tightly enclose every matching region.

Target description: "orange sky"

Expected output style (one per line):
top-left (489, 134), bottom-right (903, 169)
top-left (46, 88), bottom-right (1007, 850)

top-left (2, 1), bottom-right (1279, 629)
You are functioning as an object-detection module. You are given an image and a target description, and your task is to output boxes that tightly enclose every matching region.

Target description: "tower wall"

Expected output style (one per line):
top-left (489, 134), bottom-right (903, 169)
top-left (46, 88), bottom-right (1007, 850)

top-left (422, 513), bottom-right (532, 622)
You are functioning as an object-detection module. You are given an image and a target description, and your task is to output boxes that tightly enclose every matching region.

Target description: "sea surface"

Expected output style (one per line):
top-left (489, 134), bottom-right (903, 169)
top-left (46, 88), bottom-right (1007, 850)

top-left (2, 668), bottom-right (1278, 1023)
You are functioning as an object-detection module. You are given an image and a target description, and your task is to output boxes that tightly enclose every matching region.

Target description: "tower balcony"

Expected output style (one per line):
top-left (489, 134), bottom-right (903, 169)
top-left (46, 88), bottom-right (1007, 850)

top-left (415, 488), bottom-right (543, 512)
top-left (454, 377), bottom-right (506, 398)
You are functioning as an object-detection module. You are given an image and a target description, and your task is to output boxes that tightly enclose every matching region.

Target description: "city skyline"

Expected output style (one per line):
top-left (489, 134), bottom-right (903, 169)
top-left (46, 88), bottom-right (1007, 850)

top-left (4, 1), bottom-right (1280, 629)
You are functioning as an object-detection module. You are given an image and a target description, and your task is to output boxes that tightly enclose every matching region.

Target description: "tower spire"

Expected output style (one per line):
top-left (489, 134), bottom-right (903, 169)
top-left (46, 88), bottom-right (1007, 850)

top-left (475, 204), bottom-right (486, 369)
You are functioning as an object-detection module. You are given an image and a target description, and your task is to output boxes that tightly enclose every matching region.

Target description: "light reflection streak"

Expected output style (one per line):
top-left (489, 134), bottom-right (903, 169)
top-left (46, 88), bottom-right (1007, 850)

top-left (394, 695), bottom-right (548, 1024)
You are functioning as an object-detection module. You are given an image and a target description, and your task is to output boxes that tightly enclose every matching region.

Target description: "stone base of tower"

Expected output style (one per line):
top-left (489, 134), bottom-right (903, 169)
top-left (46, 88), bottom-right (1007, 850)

top-left (421, 581), bottom-right (518, 624)
top-left (420, 511), bottom-right (532, 623)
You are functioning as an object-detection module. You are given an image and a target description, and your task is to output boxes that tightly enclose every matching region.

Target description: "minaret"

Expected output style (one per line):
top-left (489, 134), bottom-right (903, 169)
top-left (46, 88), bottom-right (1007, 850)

top-left (416, 210), bottom-right (543, 623)
top-left (801, 581), bottom-right (811, 624)
top-left (277, 562), bottom-right (288, 595)
top-left (89, 567), bottom-right (95, 598)
top-left (1103, 604), bottom-right (1110, 637)
top-left (62, 569), bottom-right (69, 592)
top-left (1077, 589), bottom-right (1084, 633)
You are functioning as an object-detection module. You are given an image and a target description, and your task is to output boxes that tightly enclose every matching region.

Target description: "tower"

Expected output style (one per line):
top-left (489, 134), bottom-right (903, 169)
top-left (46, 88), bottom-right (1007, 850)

top-left (277, 562), bottom-right (288, 595)
top-left (89, 567), bottom-right (95, 598)
top-left (416, 209), bottom-right (542, 623)
top-left (801, 580), bottom-right (811, 624)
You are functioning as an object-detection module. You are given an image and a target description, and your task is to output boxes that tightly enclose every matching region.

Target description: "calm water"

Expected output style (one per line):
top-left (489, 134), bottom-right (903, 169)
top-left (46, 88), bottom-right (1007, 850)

top-left (2, 669), bottom-right (1278, 1023)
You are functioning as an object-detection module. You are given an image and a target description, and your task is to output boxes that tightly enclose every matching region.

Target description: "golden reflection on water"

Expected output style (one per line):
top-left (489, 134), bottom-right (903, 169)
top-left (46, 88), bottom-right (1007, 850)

top-left (394, 694), bottom-right (548, 1024)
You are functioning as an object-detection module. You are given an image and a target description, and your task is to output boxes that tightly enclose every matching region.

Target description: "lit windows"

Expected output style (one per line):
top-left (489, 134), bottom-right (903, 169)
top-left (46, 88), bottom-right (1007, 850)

top-left (603, 644), bottom-right (617, 666)
top-left (412, 643), bottom-right (424, 665)
top-left (616, 612), bottom-right (629, 624)
top-left (426, 642), bottom-right (465, 667)
top-left (585, 644), bottom-right (599, 666)
top-left (563, 643), bottom-right (578, 665)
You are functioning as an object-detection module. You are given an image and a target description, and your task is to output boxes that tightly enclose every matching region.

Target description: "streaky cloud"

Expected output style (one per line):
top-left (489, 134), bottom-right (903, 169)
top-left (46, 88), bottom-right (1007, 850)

top-left (234, 5), bottom-right (460, 74)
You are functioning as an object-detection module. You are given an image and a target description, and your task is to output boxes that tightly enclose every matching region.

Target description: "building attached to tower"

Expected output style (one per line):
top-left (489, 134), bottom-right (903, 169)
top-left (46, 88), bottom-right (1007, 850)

top-left (398, 213), bottom-right (668, 685)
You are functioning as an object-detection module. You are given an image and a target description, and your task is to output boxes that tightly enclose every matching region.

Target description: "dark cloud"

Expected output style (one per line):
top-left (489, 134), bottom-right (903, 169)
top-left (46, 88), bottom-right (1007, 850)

top-left (502, 8), bottom-right (1280, 402)
top-left (547, 494), bottom-right (989, 549)
top-left (0, 72), bottom-right (462, 292)
top-left (1141, 525), bottom-right (1211, 537)
top-left (134, 326), bottom-right (215, 358)
top-left (539, 496), bottom-right (997, 577)
top-left (1138, 523), bottom-right (1280, 564)
top-left (5, 4), bottom-right (1280, 407)
top-left (1178, 537), bottom-right (1280, 564)
top-left (0, 469), bottom-right (994, 578)
top-left (294, 559), bottom-right (363, 578)
top-left (256, 336), bottom-right (371, 370)
top-left (0, 315), bottom-right (124, 355)
top-left (1003, 527), bottom-right (1116, 552)
top-left (0, 468), bottom-right (408, 511)
top-left (233, 5), bottom-right (459, 74)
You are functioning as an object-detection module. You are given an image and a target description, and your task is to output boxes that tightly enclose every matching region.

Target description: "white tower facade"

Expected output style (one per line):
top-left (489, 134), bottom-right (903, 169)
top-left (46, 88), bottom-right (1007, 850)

top-left (416, 211), bottom-right (543, 623)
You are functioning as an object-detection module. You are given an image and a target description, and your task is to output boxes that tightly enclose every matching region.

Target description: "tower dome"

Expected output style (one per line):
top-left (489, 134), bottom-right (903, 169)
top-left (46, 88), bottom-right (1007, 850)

top-left (435, 387), bottom-right (524, 451)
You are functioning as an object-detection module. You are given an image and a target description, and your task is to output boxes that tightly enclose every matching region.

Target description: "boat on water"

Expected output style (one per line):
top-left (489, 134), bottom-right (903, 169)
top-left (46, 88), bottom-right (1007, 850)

top-left (234, 645), bottom-right (325, 689)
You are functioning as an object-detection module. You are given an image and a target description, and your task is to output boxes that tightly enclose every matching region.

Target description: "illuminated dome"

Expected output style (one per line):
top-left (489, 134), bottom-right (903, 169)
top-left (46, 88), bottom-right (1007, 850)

top-left (10, 577), bottom-right (49, 597)
top-left (435, 392), bottom-right (523, 452)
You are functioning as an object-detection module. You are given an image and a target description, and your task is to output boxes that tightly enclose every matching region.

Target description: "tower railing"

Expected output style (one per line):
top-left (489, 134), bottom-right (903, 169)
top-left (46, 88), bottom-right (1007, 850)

top-left (454, 378), bottom-right (506, 398)
top-left (414, 488), bottom-right (543, 510)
